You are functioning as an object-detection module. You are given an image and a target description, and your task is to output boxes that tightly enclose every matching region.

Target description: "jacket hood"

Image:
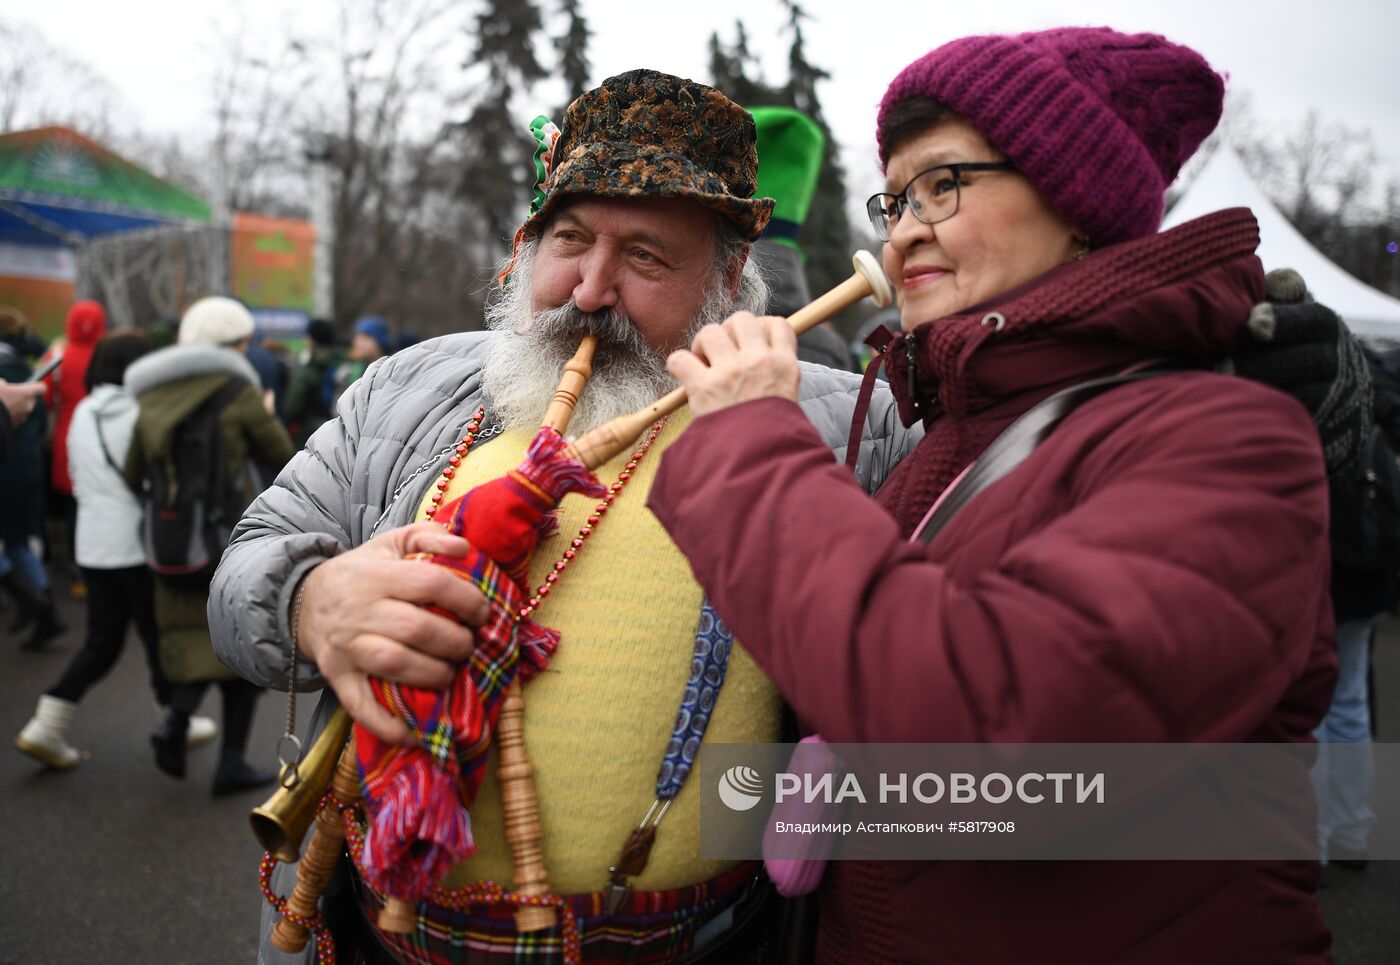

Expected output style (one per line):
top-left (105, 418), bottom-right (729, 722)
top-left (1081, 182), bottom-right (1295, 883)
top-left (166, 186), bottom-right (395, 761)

top-left (885, 207), bottom-right (1265, 425)
top-left (127, 345), bottom-right (262, 461)
top-left (65, 300), bottom-right (108, 345)
top-left (84, 382), bottom-right (137, 418)
top-left (124, 342), bottom-right (261, 399)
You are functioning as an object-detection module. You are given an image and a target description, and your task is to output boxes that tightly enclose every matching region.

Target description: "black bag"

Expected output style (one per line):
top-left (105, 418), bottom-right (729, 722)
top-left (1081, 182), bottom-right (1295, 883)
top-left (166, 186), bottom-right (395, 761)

top-left (1330, 422), bottom-right (1400, 574)
top-left (139, 377), bottom-right (250, 587)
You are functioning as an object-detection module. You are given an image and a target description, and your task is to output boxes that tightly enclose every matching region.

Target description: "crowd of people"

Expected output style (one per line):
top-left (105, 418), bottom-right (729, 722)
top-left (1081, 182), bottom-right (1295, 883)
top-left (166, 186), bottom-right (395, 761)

top-left (3, 22), bottom-right (1393, 965)
top-left (3, 295), bottom-right (415, 796)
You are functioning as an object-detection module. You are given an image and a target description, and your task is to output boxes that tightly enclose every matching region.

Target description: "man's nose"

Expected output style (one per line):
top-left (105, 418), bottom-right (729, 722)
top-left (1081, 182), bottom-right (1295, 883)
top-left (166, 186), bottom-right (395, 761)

top-left (573, 248), bottom-right (620, 313)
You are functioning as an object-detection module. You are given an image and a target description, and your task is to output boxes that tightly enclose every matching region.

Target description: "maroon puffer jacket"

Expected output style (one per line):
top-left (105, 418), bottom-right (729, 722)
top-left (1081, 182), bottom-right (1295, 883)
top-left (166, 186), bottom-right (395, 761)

top-left (649, 210), bottom-right (1337, 964)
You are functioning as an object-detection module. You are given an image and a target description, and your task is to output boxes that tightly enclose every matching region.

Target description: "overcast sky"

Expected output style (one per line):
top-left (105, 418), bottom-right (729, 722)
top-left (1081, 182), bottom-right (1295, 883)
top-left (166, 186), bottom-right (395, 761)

top-left (13, 0), bottom-right (1400, 218)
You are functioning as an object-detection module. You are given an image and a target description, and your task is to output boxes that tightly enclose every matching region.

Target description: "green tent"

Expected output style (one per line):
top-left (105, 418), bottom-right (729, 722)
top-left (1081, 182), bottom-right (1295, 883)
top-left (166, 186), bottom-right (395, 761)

top-left (0, 126), bottom-right (211, 246)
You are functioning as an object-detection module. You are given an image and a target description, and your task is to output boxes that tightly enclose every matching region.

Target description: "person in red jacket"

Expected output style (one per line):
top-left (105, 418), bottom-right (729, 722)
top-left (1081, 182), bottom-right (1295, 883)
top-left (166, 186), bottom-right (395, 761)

top-left (652, 27), bottom-right (1338, 964)
top-left (43, 299), bottom-right (107, 597)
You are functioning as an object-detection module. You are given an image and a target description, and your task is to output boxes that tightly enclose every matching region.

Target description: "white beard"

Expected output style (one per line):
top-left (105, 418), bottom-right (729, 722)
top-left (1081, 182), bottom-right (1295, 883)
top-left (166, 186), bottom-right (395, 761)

top-left (481, 245), bottom-right (733, 436)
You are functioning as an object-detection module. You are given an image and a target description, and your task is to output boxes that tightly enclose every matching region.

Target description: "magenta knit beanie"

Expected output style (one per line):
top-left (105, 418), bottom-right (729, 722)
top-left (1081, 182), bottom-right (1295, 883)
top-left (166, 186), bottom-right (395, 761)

top-left (876, 27), bottom-right (1225, 246)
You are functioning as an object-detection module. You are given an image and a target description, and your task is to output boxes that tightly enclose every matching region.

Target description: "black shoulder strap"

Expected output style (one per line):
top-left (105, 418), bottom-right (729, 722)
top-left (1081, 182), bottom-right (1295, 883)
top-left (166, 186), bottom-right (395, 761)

top-left (93, 412), bottom-right (123, 476)
top-left (913, 368), bottom-right (1176, 545)
top-left (208, 374), bottom-right (250, 412)
top-left (174, 375), bottom-right (248, 432)
top-left (171, 376), bottom-right (248, 488)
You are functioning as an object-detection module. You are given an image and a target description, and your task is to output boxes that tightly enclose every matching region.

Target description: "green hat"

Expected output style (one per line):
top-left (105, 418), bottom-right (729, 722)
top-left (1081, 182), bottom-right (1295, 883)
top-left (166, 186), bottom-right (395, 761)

top-left (752, 106), bottom-right (825, 252)
top-left (519, 69), bottom-right (775, 242)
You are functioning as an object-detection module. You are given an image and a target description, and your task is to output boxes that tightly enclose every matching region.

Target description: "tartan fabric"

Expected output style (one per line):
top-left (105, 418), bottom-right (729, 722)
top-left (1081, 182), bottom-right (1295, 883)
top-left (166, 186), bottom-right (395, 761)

top-left (356, 427), bottom-right (605, 903)
top-left (353, 857), bottom-right (762, 965)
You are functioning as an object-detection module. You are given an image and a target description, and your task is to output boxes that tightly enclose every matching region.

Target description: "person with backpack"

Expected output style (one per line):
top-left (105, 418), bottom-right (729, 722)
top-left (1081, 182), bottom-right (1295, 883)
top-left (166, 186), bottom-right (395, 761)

top-left (14, 330), bottom-right (218, 770)
top-left (281, 318), bottom-right (344, 447)
top-left (123, 297), bottom-right (295, 796)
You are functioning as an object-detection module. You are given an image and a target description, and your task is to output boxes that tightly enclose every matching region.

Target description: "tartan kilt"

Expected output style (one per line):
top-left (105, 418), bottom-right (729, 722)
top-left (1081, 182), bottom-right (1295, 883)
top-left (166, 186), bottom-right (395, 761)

top-left (344, 859), bottom-right (765, 965)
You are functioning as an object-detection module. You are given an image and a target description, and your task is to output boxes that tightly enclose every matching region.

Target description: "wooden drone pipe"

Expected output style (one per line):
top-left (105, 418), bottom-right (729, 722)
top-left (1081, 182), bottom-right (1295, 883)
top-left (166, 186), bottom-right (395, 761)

top-left (564, 250), bottom-right (893, 470)
top-left (270, 739), bottom-right (362, 953)
top-left (496, 684), bottom-right (557, 930)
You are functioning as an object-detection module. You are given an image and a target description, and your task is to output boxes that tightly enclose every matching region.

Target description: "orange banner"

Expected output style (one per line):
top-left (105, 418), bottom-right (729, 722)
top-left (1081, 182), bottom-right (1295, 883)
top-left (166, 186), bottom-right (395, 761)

top-left (231, 212), bottom-right (315, 311)
top-left (0, 276), bottom-right (77, 342)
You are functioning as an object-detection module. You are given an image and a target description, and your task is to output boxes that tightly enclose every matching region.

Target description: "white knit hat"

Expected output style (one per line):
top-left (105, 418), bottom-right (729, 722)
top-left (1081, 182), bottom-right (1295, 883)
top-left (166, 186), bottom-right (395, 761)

top-left (178, 296), bottom-right (255, 346)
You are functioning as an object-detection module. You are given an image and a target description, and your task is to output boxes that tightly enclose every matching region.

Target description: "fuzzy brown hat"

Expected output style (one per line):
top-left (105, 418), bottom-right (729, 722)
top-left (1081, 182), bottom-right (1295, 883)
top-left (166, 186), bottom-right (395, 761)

top-left (519, 69), bottom-right (774, 241)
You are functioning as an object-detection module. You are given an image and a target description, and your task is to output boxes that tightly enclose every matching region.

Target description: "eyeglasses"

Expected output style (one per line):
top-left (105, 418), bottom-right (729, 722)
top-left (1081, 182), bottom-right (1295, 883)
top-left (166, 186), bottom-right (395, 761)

top-left (865, 161), bottom-right (1017, 241)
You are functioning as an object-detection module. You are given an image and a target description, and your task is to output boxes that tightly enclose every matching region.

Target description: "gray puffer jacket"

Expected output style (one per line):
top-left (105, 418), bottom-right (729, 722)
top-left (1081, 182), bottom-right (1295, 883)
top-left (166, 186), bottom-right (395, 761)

top-left (209, 330), bottom-right (920, 692)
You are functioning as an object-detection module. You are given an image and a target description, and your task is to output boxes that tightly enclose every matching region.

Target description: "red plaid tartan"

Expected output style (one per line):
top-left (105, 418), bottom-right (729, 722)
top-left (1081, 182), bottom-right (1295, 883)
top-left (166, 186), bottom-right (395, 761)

top-left (356, 428), bottom-right (604, 902)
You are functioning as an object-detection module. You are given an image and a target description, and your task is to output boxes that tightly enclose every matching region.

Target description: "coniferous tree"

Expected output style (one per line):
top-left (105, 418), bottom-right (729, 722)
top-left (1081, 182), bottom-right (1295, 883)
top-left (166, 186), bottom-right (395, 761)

top-left (555, 0), bottom-right (592, 113)
top-left (458, 0), bottom-right (548, 252)
top-left (708, 22), bottom-right (770, 106)
top-left (710, 8), bottom-right (855, 301)
top-left (778, 0), bottom-right (852, 299)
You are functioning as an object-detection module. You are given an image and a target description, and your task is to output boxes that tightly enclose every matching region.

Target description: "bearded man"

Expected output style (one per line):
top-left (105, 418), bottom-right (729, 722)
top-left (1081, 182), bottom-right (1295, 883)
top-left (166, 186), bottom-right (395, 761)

top-left (211, 69), bottom-right (916, 964)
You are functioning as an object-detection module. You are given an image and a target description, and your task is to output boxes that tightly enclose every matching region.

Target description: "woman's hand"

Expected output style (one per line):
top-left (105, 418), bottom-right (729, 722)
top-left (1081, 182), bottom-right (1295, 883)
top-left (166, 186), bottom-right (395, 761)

top-left (667, 312), bottom-right (801, 416)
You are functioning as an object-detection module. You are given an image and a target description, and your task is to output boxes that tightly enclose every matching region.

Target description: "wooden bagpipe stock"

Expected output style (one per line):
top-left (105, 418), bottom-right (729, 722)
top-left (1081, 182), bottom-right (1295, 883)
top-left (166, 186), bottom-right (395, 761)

top-left (564, 250), bottom-right (893, 469)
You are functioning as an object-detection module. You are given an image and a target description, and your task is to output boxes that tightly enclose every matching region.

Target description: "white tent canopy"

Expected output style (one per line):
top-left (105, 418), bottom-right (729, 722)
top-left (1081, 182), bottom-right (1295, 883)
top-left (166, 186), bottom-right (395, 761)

top-left (1162, 144), bottom-right (1400, 340)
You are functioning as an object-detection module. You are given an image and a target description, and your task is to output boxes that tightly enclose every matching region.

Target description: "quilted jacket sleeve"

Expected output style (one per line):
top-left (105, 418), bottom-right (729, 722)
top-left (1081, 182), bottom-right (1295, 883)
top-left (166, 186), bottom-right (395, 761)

top-left (208, 368), bottom-right (378, 690)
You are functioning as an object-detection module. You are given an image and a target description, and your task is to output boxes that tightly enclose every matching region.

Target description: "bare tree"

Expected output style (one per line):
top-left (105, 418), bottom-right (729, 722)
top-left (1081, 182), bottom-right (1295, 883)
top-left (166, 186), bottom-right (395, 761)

top-left (1272, 109), bottom-right (1377, 247)
top-left (204, 0), bottom-right (475, 332)
top-left (205, 16), bottom-right (316, 219)
top-left (1206, 96), bottom-right (1398, 297)
top-left (0, 18), bottom-right (129, 138)
top-left (310, 0), bottom-right (466, 329)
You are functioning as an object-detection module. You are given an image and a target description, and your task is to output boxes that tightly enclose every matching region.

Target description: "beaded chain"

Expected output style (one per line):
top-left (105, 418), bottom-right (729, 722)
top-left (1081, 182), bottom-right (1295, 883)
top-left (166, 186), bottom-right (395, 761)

top-left (259, 849), bottom-right (337, 964)
top-left (263, 406), bottom-right (666, 964)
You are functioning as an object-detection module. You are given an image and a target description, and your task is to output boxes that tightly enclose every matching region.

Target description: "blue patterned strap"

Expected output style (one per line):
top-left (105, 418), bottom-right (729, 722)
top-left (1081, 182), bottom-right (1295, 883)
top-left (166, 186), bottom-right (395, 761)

top-left (655, 599), bottom-right (733, 800)
top-left (604, 599), bottom-right (736, 913)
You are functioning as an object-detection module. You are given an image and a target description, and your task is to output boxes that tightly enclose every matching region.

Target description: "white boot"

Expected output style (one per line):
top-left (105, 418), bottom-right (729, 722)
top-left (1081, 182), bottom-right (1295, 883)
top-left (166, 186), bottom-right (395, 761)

top-left (187, 714), bottom-right (218, 749)
top-left (156, 704), bottom-right (218, 750)
top-left (15, 695), bottom-right (82, 770)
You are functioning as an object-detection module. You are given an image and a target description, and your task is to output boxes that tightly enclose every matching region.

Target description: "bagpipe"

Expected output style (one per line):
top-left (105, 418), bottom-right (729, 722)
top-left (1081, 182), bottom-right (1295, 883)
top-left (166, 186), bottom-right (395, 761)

top-left (252, 251), bottom-right (892, 955)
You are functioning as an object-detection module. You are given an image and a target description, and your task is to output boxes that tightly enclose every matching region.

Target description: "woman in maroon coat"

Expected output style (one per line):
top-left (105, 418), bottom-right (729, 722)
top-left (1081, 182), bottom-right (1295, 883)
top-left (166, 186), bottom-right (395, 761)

top-left (651, 27), bottom-right (1337, 964)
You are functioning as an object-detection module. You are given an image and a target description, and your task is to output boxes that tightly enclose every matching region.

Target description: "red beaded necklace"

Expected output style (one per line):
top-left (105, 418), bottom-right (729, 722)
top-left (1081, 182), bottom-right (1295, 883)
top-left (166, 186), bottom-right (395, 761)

top-left (423, 405), bottom-right (667, 622)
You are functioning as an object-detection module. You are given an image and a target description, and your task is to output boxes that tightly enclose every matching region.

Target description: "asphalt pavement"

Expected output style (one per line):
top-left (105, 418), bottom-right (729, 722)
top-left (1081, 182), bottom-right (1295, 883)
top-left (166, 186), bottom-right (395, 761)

top-left (1, 582), bottom-right (318, 965)
top-left (1, 580), bottom-right (1396, 963)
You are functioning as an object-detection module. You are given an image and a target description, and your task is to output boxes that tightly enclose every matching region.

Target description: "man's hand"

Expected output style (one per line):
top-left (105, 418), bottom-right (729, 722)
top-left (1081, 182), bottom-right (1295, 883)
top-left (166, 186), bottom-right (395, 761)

top-left (296, 522), bottom-right (489, 744)
top-left (0, 380), bottom-right (45, 426)
top-left (667, 312), bottom-right (800, 416)
top-left (1230, 268), bottom-right (1371, 480)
